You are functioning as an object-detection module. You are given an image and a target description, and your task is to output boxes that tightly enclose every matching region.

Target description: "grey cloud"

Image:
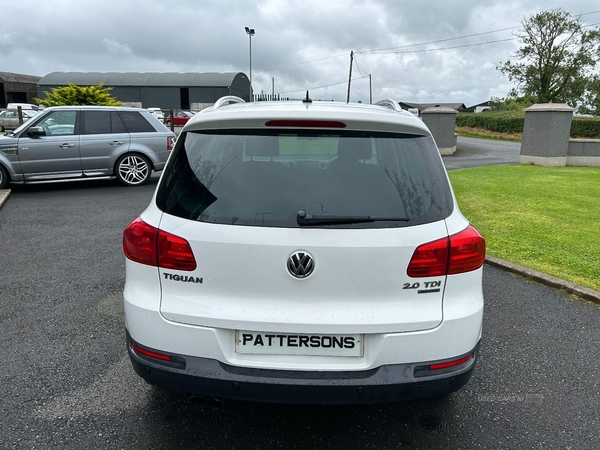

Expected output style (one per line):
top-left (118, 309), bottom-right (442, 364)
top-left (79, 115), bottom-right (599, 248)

top-left (2, 0), bottom-right (599, 105)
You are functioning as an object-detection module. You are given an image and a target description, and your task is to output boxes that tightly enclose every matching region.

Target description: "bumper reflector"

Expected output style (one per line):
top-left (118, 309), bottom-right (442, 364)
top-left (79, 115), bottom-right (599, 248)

top-left (131, 342), bottom-right (172, 362)
top-left (429, 353), bottom-right (473, 370)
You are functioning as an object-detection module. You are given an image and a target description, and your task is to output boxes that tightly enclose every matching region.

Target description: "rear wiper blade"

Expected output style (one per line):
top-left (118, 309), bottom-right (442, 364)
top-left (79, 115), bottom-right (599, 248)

top-left (297, 210), bottom-right (410, 226)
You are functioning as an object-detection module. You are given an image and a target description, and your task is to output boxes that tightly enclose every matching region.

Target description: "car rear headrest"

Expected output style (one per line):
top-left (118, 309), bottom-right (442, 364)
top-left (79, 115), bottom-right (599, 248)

top-left (245, 136), bottom-right (279, 157)
top-left (337, 137), bottom-right (372, 161)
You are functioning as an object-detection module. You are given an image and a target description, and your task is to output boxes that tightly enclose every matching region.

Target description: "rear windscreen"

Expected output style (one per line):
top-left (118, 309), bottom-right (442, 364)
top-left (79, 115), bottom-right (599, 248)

top-left (156, 130), bottom-right (453, 228)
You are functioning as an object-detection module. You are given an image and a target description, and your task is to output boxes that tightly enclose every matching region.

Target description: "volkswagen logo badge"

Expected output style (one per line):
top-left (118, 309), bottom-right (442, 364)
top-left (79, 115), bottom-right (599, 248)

top-left (287, 251), bottom-right (315, 279)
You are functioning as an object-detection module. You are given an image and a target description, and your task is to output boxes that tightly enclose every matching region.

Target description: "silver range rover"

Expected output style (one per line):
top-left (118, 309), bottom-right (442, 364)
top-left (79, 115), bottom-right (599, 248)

top-left (0, 105), bottom-right (175, 189)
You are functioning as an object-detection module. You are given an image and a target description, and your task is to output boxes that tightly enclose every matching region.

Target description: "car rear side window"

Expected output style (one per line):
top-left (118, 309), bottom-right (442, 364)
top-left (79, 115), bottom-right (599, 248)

top-left (156, 130), bottom-right (453, 228)
top-left (117, 111), bottom-right (155, 133)
top-left (82, 111), bottom-right (128, 134)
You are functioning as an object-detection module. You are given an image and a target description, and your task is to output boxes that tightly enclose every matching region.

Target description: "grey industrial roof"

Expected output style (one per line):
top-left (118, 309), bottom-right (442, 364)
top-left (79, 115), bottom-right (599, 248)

top-left (0, 71), bottom-right (41, 83)
top-left (38, 72), bottom-right (244, 87)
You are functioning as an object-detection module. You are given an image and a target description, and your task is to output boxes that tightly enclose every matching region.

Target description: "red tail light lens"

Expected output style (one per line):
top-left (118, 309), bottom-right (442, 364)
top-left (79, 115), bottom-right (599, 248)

top-left (407, 225), bottom-right (485, 277)
top-left (167, 136), bottom-right (174, 150)
top-left (406, 236), bottom-right (449, 277)
top-left (123, 217), bottom-right (196, 271)
top-left (123, 217), bottom-right (158, 266)
top-left (158, 231), bottom-right (197, 271)
top-left (447, 225), bottom-right (486, 275)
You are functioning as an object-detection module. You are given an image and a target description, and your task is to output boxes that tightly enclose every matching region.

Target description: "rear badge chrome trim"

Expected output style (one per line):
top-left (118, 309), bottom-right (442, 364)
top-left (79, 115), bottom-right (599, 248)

top-left (287, 251), bottom-right (315, 279)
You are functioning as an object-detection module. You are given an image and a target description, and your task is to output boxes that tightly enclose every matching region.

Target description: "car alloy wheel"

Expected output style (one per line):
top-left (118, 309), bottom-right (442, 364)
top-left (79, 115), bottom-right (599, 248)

top-left (116, 154), bottom-right (151, 186)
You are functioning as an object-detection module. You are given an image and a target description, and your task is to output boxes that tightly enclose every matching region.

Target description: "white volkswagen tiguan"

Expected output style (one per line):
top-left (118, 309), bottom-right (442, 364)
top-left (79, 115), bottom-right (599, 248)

top-left (123, 96), bottom-right (485, 404)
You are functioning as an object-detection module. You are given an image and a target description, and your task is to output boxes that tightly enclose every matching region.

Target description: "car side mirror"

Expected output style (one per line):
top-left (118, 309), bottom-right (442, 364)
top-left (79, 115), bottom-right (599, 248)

top-left (26, 126), bottom-right (46, 137)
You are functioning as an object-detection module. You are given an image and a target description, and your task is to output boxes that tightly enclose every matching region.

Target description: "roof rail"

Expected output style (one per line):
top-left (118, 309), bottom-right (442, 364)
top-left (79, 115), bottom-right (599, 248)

top-left (213, 96), bottom-right (246, 109)
top-left (375, 99), bottom-right (402, 112)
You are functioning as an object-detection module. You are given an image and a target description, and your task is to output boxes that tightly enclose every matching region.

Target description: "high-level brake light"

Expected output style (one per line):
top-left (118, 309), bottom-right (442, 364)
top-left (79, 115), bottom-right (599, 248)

top-left (265, 120), bottom-right (347, 128)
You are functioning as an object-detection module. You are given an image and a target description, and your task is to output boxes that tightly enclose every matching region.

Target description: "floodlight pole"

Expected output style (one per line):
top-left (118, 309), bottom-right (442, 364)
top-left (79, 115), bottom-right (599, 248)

top-left (245, 26), bottom-right (255, 99)
top-left (347, 51), bottom-right (354, 103)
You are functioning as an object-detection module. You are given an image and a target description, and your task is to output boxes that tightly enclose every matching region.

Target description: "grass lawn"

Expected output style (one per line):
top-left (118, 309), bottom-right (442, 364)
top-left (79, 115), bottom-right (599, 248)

top-left (448, 165), bottom-right (600, 292)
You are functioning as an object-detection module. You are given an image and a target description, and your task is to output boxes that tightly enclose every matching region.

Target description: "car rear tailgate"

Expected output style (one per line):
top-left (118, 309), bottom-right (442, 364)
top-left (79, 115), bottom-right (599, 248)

top-left (157, 214), bottom-right (448, 334)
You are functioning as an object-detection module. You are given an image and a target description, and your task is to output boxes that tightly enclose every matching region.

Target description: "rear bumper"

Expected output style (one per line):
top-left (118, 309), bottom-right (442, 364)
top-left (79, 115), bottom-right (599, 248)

top-left (127, 331), bottom-right (479, 404)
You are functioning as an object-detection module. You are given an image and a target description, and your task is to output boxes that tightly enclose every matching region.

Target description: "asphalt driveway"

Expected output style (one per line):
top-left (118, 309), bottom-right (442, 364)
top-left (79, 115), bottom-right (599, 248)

top-left (443, 136), bottom-right (521, 170)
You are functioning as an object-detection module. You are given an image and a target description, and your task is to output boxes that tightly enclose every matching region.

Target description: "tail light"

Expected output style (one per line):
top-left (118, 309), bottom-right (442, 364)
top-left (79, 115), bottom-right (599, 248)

top-left (167, 136), bottom-right (175, 150)
top-left (447, 225), bottom-right (486, 275)
top-left (123, 217), bottom-right (196, 271)
top-left (407, 225), bottom-right (485, 277)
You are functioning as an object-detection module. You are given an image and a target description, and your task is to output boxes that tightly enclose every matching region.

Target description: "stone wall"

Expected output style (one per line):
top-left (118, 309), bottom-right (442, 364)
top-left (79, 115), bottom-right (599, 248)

top-left (519, 103), bottom-right (600, 167)
top-left (422, 107), bottom-right (458, 155)
top-left (566, 139), bottom-right (600, 167)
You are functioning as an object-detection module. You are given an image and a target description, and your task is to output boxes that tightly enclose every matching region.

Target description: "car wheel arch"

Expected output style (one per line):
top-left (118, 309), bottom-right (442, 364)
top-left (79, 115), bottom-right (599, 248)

top-left (0, 164), bottom-right (9, 189)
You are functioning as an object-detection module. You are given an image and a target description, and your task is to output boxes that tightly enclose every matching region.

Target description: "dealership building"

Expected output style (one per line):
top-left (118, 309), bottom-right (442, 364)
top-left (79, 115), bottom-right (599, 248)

top-left (36, 72), bottom-right (252, 110)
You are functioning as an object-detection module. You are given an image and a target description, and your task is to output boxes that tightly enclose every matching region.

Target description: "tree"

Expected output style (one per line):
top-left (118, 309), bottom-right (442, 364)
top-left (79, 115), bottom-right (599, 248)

top-left (490, 95), bottom-right (536, 112)
top-left (497, 8), bottom-right (600, 113)
top-left (579, 75), bottom-right (600, 116)
top-left (35, 83), bottom-right (123, 106)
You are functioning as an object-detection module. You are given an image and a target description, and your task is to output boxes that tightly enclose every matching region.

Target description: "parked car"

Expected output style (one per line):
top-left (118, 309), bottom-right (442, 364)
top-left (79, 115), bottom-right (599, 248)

top-left (0, 109), bottom-right (39, 131)
top-left (0, 106), bottom-right (175, 189)
top-left (6, 103), bottom-right (40, 111)
top-left (123, 96), bottom-right (485, 404)
top-left (164, 110), bottom-right (194, 126)
top-left (147, 107), bottom-right (165, 122)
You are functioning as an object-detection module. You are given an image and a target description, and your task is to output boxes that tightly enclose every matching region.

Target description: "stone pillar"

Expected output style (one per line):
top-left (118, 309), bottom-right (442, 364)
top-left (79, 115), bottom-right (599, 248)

top-left (421, 107), bottom-right (458, 155)
top-left (520, 103), bottom-right (574, 166)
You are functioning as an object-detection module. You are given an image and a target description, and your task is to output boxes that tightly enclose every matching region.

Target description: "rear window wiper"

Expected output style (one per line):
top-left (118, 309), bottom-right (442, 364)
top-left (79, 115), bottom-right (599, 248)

top-left (297, 210), bottom-right (410, 226)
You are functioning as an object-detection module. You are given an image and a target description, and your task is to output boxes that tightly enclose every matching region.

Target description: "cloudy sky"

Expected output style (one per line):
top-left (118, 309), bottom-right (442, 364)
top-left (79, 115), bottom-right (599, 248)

top-left (2, 0), bottom-right (599, 106)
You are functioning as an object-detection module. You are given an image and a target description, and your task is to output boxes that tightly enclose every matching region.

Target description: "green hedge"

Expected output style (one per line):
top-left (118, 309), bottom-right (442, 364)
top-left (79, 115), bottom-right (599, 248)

top-left (571, 117), bottom-right (600, 138)
top-left (456, 111), bottom-right (600, 138)
top-left (456, 112), bottom-right (524, 134)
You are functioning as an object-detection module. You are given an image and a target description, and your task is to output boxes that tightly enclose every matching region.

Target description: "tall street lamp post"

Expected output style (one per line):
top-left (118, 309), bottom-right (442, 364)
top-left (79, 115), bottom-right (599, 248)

top-left (245, 26), bottom-right (255, 99)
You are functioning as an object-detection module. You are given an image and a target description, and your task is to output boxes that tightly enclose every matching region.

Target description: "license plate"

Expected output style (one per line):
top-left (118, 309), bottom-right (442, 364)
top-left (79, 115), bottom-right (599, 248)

top-left (235, 331), bottom-right (364, 357)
